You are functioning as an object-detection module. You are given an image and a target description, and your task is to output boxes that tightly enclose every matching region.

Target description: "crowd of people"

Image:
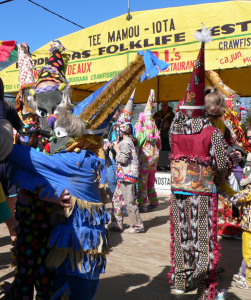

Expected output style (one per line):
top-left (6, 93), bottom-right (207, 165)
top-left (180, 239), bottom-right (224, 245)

top-left (0, 25), bottom-right (250, 300)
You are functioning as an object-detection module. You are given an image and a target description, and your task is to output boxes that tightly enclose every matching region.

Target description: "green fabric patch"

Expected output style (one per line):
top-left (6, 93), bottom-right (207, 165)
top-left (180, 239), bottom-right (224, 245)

top-left (0, 200), bottom-right (12, 223)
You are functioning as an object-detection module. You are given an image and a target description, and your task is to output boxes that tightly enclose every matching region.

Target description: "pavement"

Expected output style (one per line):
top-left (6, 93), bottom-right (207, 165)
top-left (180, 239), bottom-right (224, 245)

top-left (0, 194), bottom-right (250, 299)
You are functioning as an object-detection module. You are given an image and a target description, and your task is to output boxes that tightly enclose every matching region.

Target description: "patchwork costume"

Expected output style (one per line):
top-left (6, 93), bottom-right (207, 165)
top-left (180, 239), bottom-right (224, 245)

top-left (168, 25), bottom-right (231, 299)
top-left (208, 70), bottom-right (246, 238)
top-left (111, 90), bottom-right (143, 231)
top-left (136, 90), bottom-right (161, 211)
top-left (3, 51), bottom-right (169, 299)
top-left (1, 41), bottom-right (70, 300)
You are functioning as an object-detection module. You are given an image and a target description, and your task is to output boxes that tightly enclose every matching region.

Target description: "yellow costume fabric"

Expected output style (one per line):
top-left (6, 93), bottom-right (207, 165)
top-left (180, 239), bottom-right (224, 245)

top-left (242, 230), bottom-right (251, 286)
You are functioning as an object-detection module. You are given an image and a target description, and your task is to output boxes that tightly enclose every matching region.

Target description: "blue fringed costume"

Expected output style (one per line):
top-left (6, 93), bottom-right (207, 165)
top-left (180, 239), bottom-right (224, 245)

top-left (6, 144), bottom-right (110, 299)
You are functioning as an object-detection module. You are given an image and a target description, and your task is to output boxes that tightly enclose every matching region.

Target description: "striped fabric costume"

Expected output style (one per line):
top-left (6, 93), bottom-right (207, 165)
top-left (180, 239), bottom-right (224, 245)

top-left (168, 25), bottom-right (231, 299)
top-left (136, 89), bottom-right (161, 211)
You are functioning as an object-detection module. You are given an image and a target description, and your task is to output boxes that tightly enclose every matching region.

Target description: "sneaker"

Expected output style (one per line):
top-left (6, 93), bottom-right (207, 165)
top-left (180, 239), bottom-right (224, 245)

top-left (214, 289), bottom-right (229, 300)
top-left (108, 223), bottom-right (123, 232)
top-left (175, 289), bottom-right (185, 295)
top-left (232, 232), bottom-right (242, 240)
top-left (216, 266), bottom-right (225, 274)
top-left (236, 281), bottom-right (251, 289)
top-left (233, 274), bottom-right (245, 284)
top-left (124, 225), bottom-right (144, 234)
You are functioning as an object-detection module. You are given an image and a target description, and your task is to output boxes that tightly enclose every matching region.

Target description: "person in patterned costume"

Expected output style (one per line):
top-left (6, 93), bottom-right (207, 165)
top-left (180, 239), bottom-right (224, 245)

top-left (2, 51), bottom-right (169, 299)
top-left (0, 41), bottom-right (73, 300)
top-left (168, 24), bottom-right (231, 299)
top-left (136, 89), bottom-right (161, 212)
top-left (109, 89), bottom-right (144, 233)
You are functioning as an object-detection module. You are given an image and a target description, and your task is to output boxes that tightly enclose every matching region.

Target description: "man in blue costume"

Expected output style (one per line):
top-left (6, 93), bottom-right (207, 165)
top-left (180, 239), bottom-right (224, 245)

top-left (2, 50), bottom-right (169, 299)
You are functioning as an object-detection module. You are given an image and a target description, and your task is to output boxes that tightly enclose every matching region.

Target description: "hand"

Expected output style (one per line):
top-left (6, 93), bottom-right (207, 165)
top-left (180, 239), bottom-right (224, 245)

top-left (39, 188), bottom-right (71, 208)
top-left (230, 149), bottom-right (242, 164)
top-left (114, 142), bottom-right (120, 153)
top-left (103, 142), bottom-right (111, 151)
top-left (56, 189), bottom-right (71, 208)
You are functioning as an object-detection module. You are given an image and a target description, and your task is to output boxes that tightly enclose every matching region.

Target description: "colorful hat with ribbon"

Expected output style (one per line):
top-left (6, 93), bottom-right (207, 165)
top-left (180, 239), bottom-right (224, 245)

top-left (116, 88), bottom-right (135, 133)
top-left (15, 43), bottom-right (36, 113)
top-left (32, 40), bottom-right (69, 94)
top-left (144, 89), bottom-right (160, 140)
top-left (180, 23), bottom-right (212, 118)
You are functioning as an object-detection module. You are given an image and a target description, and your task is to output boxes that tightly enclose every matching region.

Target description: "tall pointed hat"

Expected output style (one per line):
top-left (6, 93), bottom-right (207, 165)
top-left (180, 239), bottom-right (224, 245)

top-left (144, 89), bottom-right (155, 119)
top-left (143, 89), bottom-right (160, 140)
top-left (32, 40), bottom-right (69, 94)
top-left (180, 23), bottom-right (212, 118)
top-left (15, 43), bottom-right (36, 113)
top-left (71, 50), bottom-right (170, 137)
top-left (116, 88), bottom-right (135, 133)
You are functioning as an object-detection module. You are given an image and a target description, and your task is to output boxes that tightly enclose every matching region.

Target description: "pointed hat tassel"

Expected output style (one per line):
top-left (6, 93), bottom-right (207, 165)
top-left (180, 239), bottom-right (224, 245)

top-left (194, 22), bottom-right (213, 43)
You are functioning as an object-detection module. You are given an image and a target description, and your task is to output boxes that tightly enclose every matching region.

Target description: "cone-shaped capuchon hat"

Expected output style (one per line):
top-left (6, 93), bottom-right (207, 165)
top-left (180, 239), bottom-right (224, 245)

top-left (143, 89), bottom-right (160, 140)
top-left (116, 88), bottom-right (135, 132)
top-left (144, 89), bottom-right (155, 119)
top-left (34, 40), bottom-right (69, 93)
top-left (180, 23), bottom-right (212, 118)
top-left (72, 51), bottom-right (170, 136)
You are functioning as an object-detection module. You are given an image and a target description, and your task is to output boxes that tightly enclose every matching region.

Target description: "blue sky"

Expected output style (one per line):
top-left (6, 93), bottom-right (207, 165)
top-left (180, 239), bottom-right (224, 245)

top-left (0, 0), bottom-right (229, 51)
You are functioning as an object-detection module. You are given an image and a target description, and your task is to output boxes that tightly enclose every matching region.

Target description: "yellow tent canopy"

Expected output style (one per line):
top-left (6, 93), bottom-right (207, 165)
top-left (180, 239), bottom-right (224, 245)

top-left (1, 1), bottom-right (251, 103)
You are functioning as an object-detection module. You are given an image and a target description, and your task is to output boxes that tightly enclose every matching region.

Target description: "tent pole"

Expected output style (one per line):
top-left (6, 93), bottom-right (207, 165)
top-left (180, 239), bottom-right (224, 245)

top-left (157, 76), bottom-right (160, 111)
top-left (126, 0), bottom-right (132, 20)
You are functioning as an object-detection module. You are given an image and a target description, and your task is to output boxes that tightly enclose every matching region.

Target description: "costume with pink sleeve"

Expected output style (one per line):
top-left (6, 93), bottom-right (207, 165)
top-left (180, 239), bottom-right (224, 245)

top-left (136, 90), bottom-right (161, 210)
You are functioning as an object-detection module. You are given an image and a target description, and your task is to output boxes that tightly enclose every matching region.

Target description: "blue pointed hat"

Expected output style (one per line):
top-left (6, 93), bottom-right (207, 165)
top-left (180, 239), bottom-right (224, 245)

top-left (72, 50), bottom-right (170, 136)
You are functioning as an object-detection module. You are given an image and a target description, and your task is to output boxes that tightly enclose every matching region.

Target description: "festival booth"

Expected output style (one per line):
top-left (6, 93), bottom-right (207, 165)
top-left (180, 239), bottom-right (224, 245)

top-left (1, 1), bottom-right (251, 193)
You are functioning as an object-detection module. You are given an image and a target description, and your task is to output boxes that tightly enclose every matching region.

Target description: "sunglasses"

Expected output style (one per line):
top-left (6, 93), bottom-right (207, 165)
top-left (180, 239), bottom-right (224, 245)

top-left (207, 113), bottom-right (222, 118)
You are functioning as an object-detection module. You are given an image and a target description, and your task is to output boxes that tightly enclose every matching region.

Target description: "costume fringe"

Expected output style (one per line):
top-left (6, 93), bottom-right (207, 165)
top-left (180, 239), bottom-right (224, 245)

top-left (51, 197), bottom-right (110, 225)
top-left (169, 153), bottom-right (212, 165)
top-left (80, 54), bottom-right (145, 130)
top-left (206, 193), bottom-right (221, 300)
top-left (47, 197), bottom-right (110, 273)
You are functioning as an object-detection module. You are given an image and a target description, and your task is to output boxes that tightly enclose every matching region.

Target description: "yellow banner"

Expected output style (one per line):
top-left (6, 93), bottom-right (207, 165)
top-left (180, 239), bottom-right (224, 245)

top-left (1, 1), bottom-right (251, 94)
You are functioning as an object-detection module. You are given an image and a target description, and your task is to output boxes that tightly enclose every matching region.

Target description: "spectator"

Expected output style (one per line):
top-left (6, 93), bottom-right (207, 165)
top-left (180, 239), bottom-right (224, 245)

top-left (153, 101), bottom-right (174, 151)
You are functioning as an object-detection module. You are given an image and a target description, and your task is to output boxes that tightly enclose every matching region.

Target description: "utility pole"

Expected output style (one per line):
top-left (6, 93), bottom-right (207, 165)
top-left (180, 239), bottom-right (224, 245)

top-left (126, 0), bottom-right (132, 20)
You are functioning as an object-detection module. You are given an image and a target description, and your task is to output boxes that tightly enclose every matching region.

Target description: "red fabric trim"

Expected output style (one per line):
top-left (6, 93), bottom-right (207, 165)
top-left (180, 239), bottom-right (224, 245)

top-left (169, 153), bottom-right (212, 164)
top-left (207, 193), bottom-right (221, 300)
top-left (122, 109), bottom-right (133, 115)
top-left (167, 196), bottom-right (175, 286)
